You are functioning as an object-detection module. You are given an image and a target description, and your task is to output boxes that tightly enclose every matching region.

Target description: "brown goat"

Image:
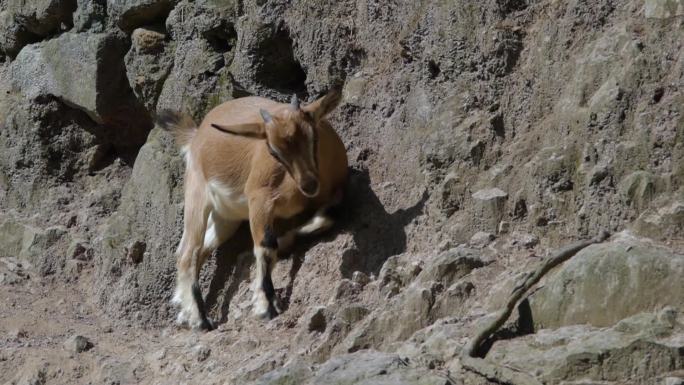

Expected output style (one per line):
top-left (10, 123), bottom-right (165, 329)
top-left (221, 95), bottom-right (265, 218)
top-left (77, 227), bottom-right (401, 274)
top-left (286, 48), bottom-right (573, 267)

top-left (157, 89), bottom-right (348, 329)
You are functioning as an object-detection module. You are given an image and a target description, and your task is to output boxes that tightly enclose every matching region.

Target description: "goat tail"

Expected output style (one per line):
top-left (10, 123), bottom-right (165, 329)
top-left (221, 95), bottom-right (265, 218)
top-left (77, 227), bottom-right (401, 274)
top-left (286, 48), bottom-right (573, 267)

top-left (156, 110), bottom-right (197, 148)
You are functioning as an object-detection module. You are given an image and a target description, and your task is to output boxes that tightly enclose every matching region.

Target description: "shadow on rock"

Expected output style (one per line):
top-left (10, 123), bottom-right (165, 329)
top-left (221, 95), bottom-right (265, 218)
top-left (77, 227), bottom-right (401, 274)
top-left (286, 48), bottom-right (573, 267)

top-left (203, 224), bottom-right (254, 325)
top-left (339, 168), bottom-right (427, 278)
top-left (202, 168), bottom-right (427, 323)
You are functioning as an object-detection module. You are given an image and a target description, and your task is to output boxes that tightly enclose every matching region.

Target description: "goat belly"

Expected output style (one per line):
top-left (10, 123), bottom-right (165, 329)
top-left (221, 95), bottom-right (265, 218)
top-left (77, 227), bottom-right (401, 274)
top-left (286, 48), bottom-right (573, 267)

top-left (206, 180), bottom-right (249, 220)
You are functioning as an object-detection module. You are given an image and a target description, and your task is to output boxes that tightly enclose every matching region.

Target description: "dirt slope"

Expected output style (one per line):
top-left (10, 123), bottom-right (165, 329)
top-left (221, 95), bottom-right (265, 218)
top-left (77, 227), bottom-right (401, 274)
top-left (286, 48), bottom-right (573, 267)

top-left (1, 0), bottom-right (683, 384)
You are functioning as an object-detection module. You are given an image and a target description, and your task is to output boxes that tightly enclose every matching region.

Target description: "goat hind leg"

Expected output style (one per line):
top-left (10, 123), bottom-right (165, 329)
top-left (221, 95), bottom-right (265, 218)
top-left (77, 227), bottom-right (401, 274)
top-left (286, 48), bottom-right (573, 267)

top-left (172, 182), bottom-right (210, 329)
top-left (191, 214), bottom-right (241, 330)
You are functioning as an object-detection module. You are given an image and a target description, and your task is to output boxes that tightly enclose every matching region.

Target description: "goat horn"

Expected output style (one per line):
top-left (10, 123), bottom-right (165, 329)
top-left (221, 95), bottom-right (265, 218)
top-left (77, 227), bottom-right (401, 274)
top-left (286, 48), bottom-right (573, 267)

top-left (290, 94), bottom-right (300, 110)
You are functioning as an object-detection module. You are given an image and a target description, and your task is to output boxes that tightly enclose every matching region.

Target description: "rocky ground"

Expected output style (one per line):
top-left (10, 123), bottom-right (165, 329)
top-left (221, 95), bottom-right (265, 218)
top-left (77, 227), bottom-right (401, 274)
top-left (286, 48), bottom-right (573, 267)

top-left (1, 0), bottom-right (683, 384)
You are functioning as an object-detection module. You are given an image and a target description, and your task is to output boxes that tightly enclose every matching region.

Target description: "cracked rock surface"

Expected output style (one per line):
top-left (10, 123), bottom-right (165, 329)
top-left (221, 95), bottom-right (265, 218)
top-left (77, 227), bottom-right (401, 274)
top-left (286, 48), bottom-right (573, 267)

top-left (0, 0), bottom-right (683, 384)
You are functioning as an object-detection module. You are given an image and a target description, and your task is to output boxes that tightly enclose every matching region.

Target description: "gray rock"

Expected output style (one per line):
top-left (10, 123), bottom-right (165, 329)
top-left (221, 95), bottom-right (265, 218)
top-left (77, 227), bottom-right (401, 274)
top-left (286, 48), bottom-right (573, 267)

top-left (472, 188), bottom-right (508, 201)
top-left (124, 27), bottom-right (173, 112)
top-left (530, 233), bottom-right (684, 329)
top-left (416, 246), bottom-right (485, 286)
top-left (351, 271), bottom-right (370, 287)
top-left (643, 0), bottom-right (684, 18)
top-left (472, 188), bottom-right (508, 232)
top-left (125, 240), bottom-right (146, 264)
top-left (431, 280), bottom-right (475, 320)
top-left (64, 335), bottom-right (93, 353)
top-left (73, 0), bottom-right (107, 32)
top-left (440, 172), bottom-right (464, 217)
top-left (10, 32), bottom-right (152, 149)
top-left (305, 306), bottom-right (327, 333)
top-left (338, 305), bottom-right (370, 325)
top-left (156, 2), bottom-right (237, 118)
top-left (469, 231), bottom-right (495, 248)
top-left (64, 259), bottom-right (86, 277)
top-left (312, 350), bottom-right (448, 385)
top-left (486, 309), bottom-right (684, 384)
top-left (331, 279), bottom-right (361, 301)
top-left (8, 328), bottom-right (27, 340)
top-left (634, 199), bottom-right (684, 241)
top-left (511, 231), bottom-right (539, 248)
top-left (14, 366), bottom-right (47, 385)
top-left (340, 286), bottom-right (435, 352)
top-left (192, 344), bottom-right (211, 362)
top-left (665, 377), bottom-right (684, 385)
top-left (619, 171), bottom-right (660, 211)
top-left (108, 0), bottom-right (177, 33)
top-left (0, 217), bottom-right (68, 276)
top-left (254, 360), bottom-right (314, 385)
top-left (0, 0), bottom-right (76, 57)
top-left (95, 128), bottom-right (184, 324)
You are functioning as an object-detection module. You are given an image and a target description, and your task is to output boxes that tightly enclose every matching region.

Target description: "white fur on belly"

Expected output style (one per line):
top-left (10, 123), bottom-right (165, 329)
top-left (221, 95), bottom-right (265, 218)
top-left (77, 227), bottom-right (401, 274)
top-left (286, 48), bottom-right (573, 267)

top-left (206, 179), bottom-right (249, 220)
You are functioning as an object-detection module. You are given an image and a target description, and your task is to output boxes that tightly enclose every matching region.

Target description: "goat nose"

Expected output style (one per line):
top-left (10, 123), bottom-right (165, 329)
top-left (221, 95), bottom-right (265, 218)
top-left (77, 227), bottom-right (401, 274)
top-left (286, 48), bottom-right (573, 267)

top-left (301, 179), bottom-right (319, 196)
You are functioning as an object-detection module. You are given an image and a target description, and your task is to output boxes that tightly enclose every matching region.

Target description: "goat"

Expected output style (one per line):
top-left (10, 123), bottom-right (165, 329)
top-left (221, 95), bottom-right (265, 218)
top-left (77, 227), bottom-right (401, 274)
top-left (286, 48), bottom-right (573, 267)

top-left (157, 89), bottom-right (348, 330)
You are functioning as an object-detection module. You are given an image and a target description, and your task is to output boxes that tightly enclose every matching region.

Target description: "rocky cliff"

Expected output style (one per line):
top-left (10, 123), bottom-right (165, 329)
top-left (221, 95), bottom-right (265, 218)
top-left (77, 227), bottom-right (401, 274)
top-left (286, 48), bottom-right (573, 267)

top-left (0, 0), bottom-right (683, 384)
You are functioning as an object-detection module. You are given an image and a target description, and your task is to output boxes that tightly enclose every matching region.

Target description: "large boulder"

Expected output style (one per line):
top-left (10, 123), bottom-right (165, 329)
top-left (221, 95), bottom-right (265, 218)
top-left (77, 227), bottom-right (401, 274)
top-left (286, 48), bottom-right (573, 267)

top-left (634, 195), bottom-right (684, 241)
top-left (529, 232), bottom-right (684, 329)
top-left (108, 0), bottom-right (177, 33)
top-left (0, 214), bottom-right (69, 276)
top-left (10, 32), bottom-right (152, 151)
top-left (256, 350), bottom-right (449, 385)
top-left (94, 127), bottom-right (184, 324)
top-left (157, 1), bottom-right (238, 118)
top-left (73, 0), bottom-right (107, 32)
top-left (487, 309), bottom-right (684, 384)
top-left (124, 27), bottom-right (173, 112)
top-left (0, 0), bottom-right (77, 57)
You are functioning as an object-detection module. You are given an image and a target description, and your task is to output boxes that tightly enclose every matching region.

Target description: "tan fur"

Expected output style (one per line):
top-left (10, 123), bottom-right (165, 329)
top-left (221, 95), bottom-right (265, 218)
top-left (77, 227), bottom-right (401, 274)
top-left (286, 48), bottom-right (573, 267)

top-left (161, 90), bottom-right (348, 328)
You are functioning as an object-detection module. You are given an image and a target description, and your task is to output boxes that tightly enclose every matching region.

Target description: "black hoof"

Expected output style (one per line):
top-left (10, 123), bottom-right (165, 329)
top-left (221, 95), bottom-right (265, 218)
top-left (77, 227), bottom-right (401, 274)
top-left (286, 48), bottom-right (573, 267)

top-left (199, 317), bottom-right (214, 331)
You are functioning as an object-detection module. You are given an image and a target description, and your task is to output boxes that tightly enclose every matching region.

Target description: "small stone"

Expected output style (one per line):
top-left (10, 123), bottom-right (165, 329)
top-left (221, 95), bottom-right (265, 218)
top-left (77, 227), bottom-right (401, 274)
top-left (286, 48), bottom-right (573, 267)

top-left (305, 306), bottom-right (327, 333)
top-left (498, 221), bottom-right (510, 234)
top-left (68, 242), bottom-right (88, 260)
top-left (65, 260), bottom-right (86, 277)
top-left (659, 306), bottom-right (678, 326)
top-left (512, 232), bottom-right (539, 248)
top-left (64, 335), bottom-right (93, 353)
top-left (469, 231), bottom-right (495, 248)
top-left (193, 344), bottom-right (211, 362)
top-left (472, 187), bottom-right (508, 201)
top-left (338, 305), bottom-right (370, 324)
top-left (331, 279), bottom-right (359, 300)
top-left (351, 271), bottom-right (370, 287)
top-left (441, 173), bottom-right (464, 216)
top-left (9, 328), bottom-right (27, 340)
top-left (131, 28), bottom-right (166, 53)
top-left (437, 239), bottom-right (454, 252)
top-left (588, 164), bottom-right (611, 186)
top-left (126, 241), bottom-right (146, 264)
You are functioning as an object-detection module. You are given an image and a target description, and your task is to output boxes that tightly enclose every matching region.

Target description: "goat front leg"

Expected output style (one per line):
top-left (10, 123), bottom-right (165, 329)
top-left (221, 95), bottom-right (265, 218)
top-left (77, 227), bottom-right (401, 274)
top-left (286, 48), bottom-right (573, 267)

top-left (278, 206), bottom-right (335, 252)
top-left (248, 190), bottom-right (280, 320)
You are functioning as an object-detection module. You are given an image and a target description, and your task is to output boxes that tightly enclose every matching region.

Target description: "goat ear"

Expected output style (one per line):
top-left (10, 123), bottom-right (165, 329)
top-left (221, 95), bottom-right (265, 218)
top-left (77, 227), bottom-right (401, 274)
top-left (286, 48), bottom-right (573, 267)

top-left (304, 87), bottom-right (342, 122)
top-left (211, 122), bottom-right (266, 139)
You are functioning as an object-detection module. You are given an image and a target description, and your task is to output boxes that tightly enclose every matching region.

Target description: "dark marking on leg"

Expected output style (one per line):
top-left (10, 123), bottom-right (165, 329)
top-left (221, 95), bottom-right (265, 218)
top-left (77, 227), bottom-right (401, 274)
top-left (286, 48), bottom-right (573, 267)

top-left (261, 225), bottom-right (278, 250)
top-left (261, 271), bottom-right (279, 319)
top-left (192, 282), bottom-right (214, 331)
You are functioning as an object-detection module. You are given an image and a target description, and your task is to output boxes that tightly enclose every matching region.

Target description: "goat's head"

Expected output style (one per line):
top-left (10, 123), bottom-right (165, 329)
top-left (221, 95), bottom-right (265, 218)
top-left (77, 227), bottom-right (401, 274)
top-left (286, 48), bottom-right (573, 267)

top-left (211, 88), bottom-right (341, 197)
